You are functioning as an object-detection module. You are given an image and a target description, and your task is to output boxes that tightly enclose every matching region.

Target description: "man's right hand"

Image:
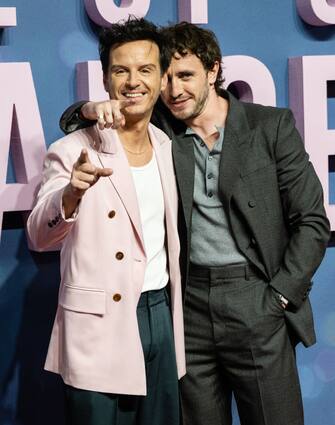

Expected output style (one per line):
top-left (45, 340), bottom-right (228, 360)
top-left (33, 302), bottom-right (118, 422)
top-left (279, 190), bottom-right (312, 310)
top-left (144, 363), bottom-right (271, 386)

top-left (81, 99), bottom-right (134, 130)
top-left (62, 149), bottom-right (113, 218)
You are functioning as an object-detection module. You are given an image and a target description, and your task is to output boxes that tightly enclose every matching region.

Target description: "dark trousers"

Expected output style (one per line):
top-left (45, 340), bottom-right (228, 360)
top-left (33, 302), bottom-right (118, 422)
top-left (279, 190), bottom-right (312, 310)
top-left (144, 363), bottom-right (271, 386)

top-left (65, 288), bottom-right (180, 425)
top-left (181, 264), bottom-right (304, 425)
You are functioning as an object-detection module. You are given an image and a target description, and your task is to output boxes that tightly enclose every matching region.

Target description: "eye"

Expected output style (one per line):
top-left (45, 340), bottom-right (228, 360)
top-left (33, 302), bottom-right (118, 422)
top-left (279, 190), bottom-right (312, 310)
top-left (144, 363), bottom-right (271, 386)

top-left (141, 67), bottom-right (152, 74)
top-left (180, 73), bottom-right (192, 81)
top-left (113, 68), bottom-right (126, 76)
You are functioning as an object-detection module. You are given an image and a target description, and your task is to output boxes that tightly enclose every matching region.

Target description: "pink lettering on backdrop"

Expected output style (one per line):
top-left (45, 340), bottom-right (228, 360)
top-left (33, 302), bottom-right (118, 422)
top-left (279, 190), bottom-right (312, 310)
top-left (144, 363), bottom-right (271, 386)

top-left (289, 56), bottom-right (335, 229)
top-left (178, 0), bottom-right (208, 24)
top-left (223, 56), bottom-right (276, 106)
top-left (0, 7), bottom-right (16, 27)
top-left (0, 63), bottom-right (46, 240)
top-left (84, 0), bottom-right (150, 26)
top-left (296, 0), bottom-right (335, 26)
top-left (77, 62), bottom-right (107, 101)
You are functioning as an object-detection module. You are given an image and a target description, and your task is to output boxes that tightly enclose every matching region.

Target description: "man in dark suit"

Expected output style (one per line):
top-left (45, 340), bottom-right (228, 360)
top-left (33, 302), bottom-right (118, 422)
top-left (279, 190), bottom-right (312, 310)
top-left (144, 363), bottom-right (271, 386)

top-left (60, 22), bottom-right (330, 425)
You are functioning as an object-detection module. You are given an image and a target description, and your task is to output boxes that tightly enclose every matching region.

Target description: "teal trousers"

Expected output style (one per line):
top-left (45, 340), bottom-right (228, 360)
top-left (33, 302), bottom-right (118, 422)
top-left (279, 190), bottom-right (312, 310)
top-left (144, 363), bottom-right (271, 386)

top-left (64, 288), bottom-right (180, 425)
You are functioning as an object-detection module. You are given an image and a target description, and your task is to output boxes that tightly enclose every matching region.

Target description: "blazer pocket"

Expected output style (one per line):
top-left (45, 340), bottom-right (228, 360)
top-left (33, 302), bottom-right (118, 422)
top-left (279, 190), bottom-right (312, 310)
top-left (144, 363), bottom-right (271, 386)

top-left (59, 284), bottom-right (106, 315)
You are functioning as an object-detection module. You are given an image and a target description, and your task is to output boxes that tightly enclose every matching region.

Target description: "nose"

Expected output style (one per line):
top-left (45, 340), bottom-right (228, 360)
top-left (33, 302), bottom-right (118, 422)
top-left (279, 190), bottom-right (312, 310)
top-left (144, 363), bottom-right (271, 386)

top-left (169, 77), bottom-right (183, 100)
top-left (126, 71), bottom-right (140, 88)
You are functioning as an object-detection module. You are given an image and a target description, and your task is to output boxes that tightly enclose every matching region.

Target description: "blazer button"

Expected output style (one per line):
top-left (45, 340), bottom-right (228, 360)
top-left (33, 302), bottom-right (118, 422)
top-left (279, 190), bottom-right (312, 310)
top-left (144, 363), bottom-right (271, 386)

top-left (116, 251), bottom-right (124, 260)
top-left (248, 200), bottom-right (256, 208)
top-left (113, 293), bottom-right (122, 302)
top-left (250, 237), bottom-right (257, 246)
top-left (108, 210), bottom-right (116, 219)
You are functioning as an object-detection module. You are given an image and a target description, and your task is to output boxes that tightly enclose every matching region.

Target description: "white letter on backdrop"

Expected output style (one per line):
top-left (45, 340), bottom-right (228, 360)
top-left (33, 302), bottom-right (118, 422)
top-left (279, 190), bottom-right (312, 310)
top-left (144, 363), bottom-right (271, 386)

top-left (0, 63), bottom-right (46, 241)
top-left (84, 0), bottom-right (150, 26)
top-left (223, 56), bottom-right (276, 107)
top-left (0, 7), bottom-right (16, 27)
top-left (289, 55), bottom-right (335, 229)
top-left (178, 0), bottom-right (208, 24)
top-left (296, 0), bottom-right (335, 26)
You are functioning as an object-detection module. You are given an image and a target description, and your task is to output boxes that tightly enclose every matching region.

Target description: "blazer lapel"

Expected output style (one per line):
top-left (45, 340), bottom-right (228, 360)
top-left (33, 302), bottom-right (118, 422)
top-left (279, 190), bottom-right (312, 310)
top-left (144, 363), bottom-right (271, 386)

top-left (92, 126), bottom-right (145, 251)
top-left (171, 132), bottom-right (195, 231)
top-left (218, 93), bottom-right (255, 206)
top-left (149, 126), bottom-right (177, 237)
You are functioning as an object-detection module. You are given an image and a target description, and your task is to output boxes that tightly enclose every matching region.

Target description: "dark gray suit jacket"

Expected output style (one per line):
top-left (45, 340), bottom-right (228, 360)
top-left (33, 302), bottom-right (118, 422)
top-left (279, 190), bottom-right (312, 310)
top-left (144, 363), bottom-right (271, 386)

top-left (60, 90), bottom-right (330, 347)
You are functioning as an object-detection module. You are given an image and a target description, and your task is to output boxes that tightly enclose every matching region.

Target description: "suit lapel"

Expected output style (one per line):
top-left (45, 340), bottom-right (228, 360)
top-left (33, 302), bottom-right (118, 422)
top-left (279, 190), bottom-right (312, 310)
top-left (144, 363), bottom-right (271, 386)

top-left (92, 126), bottom-right (145, 251)
top-left (218, 93), bottom-right (255, 206)
top-left (149, 126), bottom-right (176, 233)
top-left (171, 132), bottom-right (195, 230)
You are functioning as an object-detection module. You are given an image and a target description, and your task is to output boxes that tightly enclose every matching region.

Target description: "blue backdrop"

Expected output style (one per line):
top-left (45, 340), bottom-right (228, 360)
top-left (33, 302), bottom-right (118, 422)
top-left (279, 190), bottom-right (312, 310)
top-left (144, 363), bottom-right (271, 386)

top-left (1, 1), bottom-right (335, 424)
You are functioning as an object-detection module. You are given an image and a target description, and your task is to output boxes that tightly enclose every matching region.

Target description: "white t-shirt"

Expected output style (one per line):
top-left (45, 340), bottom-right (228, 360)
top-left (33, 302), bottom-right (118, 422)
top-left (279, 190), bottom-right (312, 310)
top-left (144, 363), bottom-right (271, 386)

top-left (131, 152), bottom-right (169, 292)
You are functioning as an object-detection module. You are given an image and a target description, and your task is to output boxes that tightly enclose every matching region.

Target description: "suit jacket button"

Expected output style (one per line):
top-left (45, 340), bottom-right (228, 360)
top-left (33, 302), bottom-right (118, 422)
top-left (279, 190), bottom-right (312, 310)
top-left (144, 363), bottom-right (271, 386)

top-left (250, 237), bottom-right (257, 246)
top-left (116, 252), bottom-right (124, 260)
top-left (108, 210), bottom-right (116, 219)
top-left (113, 293), bottom-right (122, 302)
top-left (248, 200), bottom-right (256, 208)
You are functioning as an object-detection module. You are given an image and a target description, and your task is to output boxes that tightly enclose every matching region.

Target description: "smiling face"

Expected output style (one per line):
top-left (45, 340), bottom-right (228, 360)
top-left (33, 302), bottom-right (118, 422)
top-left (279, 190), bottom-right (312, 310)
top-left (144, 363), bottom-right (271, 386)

top-left (160, 52), bottom-right (218, 123)
top-left (103, 39), bottom-right (165, 123)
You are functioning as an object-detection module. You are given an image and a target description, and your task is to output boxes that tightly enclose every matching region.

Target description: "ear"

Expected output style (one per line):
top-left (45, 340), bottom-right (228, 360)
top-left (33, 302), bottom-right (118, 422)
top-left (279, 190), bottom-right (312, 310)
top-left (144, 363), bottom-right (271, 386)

top-left (208, 61), bottom-right (220, 86)
top-left (160, 72), bottom-right (168, 92)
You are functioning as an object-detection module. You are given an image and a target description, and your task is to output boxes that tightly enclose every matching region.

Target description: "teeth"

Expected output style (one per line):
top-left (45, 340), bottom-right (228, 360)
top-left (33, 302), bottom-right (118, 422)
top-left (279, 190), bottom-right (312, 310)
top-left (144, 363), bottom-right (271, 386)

top-left (124, 93), bottom-right (144, 98)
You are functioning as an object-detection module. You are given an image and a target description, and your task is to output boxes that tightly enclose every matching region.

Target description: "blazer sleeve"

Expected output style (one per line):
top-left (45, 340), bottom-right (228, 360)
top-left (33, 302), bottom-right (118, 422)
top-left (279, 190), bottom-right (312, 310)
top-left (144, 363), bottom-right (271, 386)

top-left (27, 141), bottom-right (79, 251)
top-left (269, 109), bottom-right (330, 309)
top-left (59, 101), bottom-right (94, 135)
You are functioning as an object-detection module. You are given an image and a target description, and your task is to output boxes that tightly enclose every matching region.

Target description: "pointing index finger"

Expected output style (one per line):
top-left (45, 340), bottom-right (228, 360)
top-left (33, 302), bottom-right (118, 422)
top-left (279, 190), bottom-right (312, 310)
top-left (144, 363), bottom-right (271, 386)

top-left (96, 167), bottom-right (113, 178)
top-left (78, 149), bottom-right (90, 165)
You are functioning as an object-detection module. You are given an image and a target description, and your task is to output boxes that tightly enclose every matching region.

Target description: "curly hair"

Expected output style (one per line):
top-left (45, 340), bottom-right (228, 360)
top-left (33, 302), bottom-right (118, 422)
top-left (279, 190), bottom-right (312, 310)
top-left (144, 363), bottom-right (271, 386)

top-left (160, 22), bottom-right (224, 93)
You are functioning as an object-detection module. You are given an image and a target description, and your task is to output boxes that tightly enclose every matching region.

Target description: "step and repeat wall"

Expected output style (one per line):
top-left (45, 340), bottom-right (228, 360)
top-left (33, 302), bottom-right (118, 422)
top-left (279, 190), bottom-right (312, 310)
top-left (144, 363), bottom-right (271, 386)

top-left (0, 1), bottom-right (335, 424)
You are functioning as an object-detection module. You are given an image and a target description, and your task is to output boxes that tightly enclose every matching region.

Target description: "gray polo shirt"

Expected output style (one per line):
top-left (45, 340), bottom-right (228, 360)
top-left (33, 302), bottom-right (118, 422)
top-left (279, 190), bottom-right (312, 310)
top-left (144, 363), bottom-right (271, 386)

top-left (187, 126), bottom-right (247, 266)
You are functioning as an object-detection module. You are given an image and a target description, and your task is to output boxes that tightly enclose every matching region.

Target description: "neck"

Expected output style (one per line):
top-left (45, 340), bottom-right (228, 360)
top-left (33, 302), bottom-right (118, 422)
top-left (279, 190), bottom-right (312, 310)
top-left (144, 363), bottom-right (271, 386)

top-left (117, 115), bottom-right (151, 151)
top-left (185, 89), bottom-right (229, 141)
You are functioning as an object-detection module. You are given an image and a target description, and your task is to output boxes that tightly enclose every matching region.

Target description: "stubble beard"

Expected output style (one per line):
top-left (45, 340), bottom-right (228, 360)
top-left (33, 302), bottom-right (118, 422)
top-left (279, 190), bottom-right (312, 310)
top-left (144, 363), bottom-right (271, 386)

top-left (169, 83), bottom-right (209, 123)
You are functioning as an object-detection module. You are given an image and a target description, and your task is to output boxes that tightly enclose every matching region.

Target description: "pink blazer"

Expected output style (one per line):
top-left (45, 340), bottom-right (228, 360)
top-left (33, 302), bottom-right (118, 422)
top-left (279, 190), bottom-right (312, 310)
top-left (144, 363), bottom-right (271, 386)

top-left (27, 123), bottom-right (186, 395)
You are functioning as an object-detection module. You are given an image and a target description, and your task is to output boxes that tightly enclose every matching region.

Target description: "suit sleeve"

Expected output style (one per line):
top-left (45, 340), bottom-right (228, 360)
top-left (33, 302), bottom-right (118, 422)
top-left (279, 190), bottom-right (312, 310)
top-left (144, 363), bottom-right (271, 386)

top-left (27, 142), bottom-right (79, 251)
top-left (59, 101), bottom-right (95, 135)
top-left (269, 109), bottom-right (330, 308)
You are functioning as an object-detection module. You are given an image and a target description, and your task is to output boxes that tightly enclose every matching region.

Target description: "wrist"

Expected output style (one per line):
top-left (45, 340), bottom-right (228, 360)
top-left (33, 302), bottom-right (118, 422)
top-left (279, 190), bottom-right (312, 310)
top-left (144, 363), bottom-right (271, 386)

top-left (62, 184), bottom-right (81, 219)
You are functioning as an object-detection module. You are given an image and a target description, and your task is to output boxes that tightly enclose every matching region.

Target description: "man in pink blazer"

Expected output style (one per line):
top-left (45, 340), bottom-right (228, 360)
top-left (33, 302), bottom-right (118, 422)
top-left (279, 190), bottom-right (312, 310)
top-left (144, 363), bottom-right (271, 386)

top-left (27, 17), bottom-right (185, 425)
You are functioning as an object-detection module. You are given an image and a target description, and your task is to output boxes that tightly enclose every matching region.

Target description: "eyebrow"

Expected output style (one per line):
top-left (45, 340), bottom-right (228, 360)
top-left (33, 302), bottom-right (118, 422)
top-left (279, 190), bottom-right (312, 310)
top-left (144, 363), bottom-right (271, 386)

top-left (177, 70), bottom-right (194, 76)
top-left (167, 70), bottom-right (195, 80)
top-left (110, 63), bottom-right (157, 71)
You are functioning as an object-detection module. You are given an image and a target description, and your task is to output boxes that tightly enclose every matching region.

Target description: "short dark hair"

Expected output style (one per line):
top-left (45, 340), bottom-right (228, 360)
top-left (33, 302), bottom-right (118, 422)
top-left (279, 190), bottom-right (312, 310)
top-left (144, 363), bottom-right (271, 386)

top-left (161, 22), bottom-right (224, 93)
top-left (99, 17), bottom-right (169, 75)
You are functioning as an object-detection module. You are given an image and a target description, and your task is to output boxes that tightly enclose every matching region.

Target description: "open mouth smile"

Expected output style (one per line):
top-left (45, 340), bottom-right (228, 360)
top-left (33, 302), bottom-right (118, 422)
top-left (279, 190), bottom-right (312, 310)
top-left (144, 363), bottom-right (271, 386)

top-left (122, 92), bottom-right (147, 101)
